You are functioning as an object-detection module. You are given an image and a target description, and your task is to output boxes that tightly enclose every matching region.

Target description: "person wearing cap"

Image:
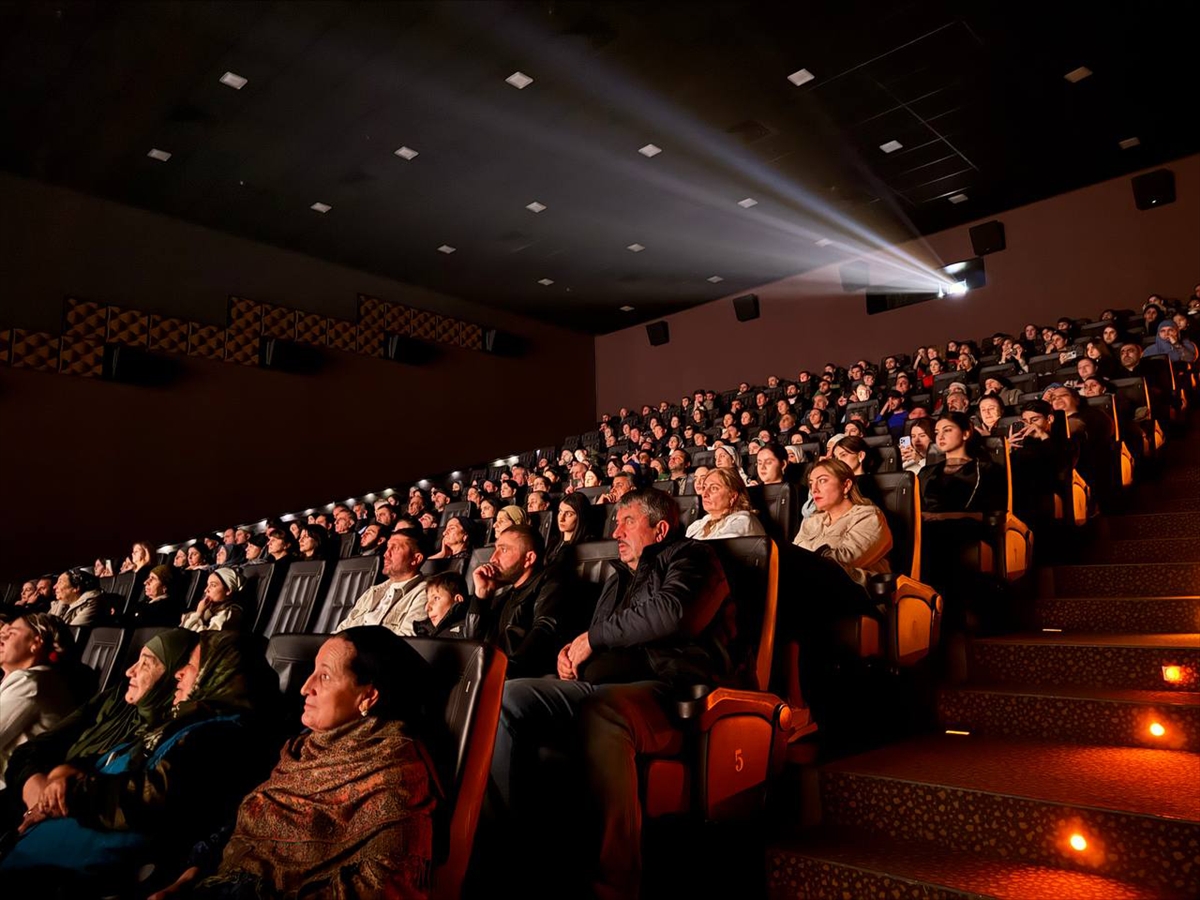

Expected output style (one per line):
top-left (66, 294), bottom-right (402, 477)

top-left (180, 567), bottom-right (245, 632)
top-left (127, 564), bottom-right (186, 628)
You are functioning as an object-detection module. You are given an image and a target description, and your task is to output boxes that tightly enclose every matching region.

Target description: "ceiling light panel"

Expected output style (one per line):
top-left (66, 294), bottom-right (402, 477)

top-left (707, 275), bottom-right (724, 283)
top-left (505, 71), bottom-right (533, 89)
top-left (737, 197), bottom-right (758, 208)
top-left (1064, 66), bottom-right (1092, 83)
top-left (1118, 137), bottom-right (1141, 149)
top-left (787, 68), bottom-right (815, 86)
top-left (619, 305), bottom-right (634, 312)
top-left (948, 193), bottom-right (968, 204)
top-left (638, 143), bottom-right (662, 157)
top-left (626, 243), bottom-right (645, 252)
top-left (437, 244), bottom-right (456, 254)
top-left (815, 238), bottom-right (833, 247)
top-left (219, 71), bottom-right (248, 90)
top-left (879, 140), bottom-right (903, 153)
top-left (147, 148), bottom-right (172, 162)
top-left (537, 278), bottom-right (554, 286)
top-left (393, 146), bottom-right (419, 160)
top-left (310, 201), bottom-right (331, 213)
top-left (525, 201), bottom-right (546, 213)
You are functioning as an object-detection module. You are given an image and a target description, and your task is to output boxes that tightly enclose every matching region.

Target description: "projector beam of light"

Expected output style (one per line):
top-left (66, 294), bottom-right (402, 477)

top-left (435, 6), bottom-right (952, 294)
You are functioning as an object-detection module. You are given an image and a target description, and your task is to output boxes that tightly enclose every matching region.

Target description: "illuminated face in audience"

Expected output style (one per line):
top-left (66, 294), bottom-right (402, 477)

top-left (186, 547), bottom-right (204, 569)
top-left (245, 542), bottom-right (262, 561)
top-left (493, 510), bottom-right (518, 537)
top-left (844, 421), bottom-right (864, 438)
top-left (807, 410), bottom-right (824, 430)
top-left (18, 581), bottom-right (37, 606)
top-left (173, 550), bottom-right (187, 568)
top-left (301, 638), bottom-right (378, 731)
top-left (383, 535), bottom-right (423, 581)
top-left (526, 492), bottom-right (548, 513)
top-left (583, 470), bottom-right (600, 488)
top-left (215, 546), bottom-right (229, 566)
top-left (1081, 378), bottom-right (1106, 398)
top-left (669, 450), bottom-right (688, 474)
top-left (693, 467), bottom-right (710, 492)
top-left (934, 418), bottom-right (969, 455)
top-left (334, 511), bottom-right (356, 534)
top-left (701, 474), bottom-right (738, 519)
top-left (1023, 325), bottom-right (1038, 341)
top-left (1076, 358), bottom-right (1097, 380)
top-left (173, 643), bottom-right (203, 705)
top-left (556, 502), bottom-right (579, 538)
top-left (832, 444), bottom-right (866, 475)
top-left (479, 499), bottom-right (498, 520)
top-left (425, 584), bottom-right (457, 627)
top-left (1049, 387), bottom-right (1078, 413)
top-left (909, 423), bottom-right (933, 456)
top-left (267, 533), bottom-right (288, 558)
top-left (610, 474), bottom-right (634, 502)
top-left (144, 571), bottom-right (167, 601)
top-left (694, 433), bottom-right (707, 447)
top-left (946, 392), bottom-right (970, 414)
top-left (808, 465), bottom-right (852, 514)
top-left (612, 500), bottom-right (669, 569)
top-left (204, 574), bottom-right (232, 607)
top-left (298, 529), bottom-right (320, 558)
top-left (124, 646), bottom-right (167, 704)
top-left (1051, 333), bottom-right (1068, 351)
top-left (499, 481), bottom-right (515, 500)
top-left (854, 384), bottom-right (872, 401)
top-left (978, 397), bottom-right (1004, 429)
top-left (756, 451), bottom-right (785, 485)
top-left (1160, 324), bottom-right (1180, 344)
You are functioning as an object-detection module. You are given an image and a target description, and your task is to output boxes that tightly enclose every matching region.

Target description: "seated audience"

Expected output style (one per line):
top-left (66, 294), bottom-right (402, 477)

top-left (413, 571), bottom-right (469, 637)
top-left (597, 471), bottom-right (635, 505)
top-left (974, 395), bottom-right (1005, 436)
top-left (544, 493), bottom-right (595, 566)
top-left (425, 515), bottom-right (472, 560)
top-left (1145, 319), bottom-right (1198, 363)
top-left (526, 490), bottom-right (550, 513)
top-left (493, 505), bottom-right (528, 537)
top-left (686, 468), bottom-right (767, 539)
top-left (265, 529), bottom-right (298, 563)
top-left (794, 459), bottom-right (892, 586)
top-left (1008, 399), bottom-right (1073, 528)
top-left (180, 568), bottom-right (246, 633)
top-left (242, 534), bottom-right (268, 562)
top-left (128, 564), bottom-right (187, 628)
top-left (334, 532), bottom-right (428, 636)
top-left (0, 614), bottom-right (76, 791)
top-left (49, 569), bottom-right (102, 627)
top-left (900, 417), bottom-right (936, 474)
top-left (186, 545), bottom-right (212, 571)
top-left (297, 522), bottom-right (332, 561)
top-left (751, 442), bottom-right (791, 485)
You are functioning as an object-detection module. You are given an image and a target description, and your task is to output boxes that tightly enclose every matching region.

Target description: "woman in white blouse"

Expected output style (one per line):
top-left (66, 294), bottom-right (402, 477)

top-left (686, 468), bottom-right (765, 540)
top-left (793, 458), bottom-right (892, 585)
top-left (0, 614), bottom-right (75, 790)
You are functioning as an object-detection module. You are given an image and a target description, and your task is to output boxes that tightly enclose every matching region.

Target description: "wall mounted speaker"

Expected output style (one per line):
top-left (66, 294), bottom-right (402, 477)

top-left (102, 343), bottom-right (179, 386)
top-left (646, 321), bottom-right (670, 346)
top-left (259, 337), bottom-right (323, 374)
top-left (839, 261), bottom-right (869, 293)
top-left (969, 220), bottom-right (1006, 256)
top-left (482, 328), bottom-right (525, 357)
top-left (732, 294), bottom-right (760, 322)
top-left (385, 333), bottom-right (438, 364)
top-left (1131, 169), bottom-right (1175, 210)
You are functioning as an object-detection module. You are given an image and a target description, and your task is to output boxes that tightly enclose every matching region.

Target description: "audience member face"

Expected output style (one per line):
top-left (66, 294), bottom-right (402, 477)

top-left (334, 510), bottom-right (356, 534)
top-left (245, 542), bottom-right (263, 561)
top-left (909, 405), bottom-right (930, 420)
top-left (425, 584), bottom-right (456, 627)
top-left (290, 522), bottom-right (303, 539)
top-left (419, 511), bottom-right (437, 530)
top-left (978, 397), bottom-right (1003, 429)
top-left (54, 572), bottom-right (79, 605)
top-left (174, 643), bottom-right (203, 705)
top-left (144, 571), bottom-right (167, 600)
top-left (300, 638), bottom-right (378, 731)
top-left (1049, 387), bottom-right (1078, 413)
top-left (215, 545), bottom-right (229, 566)
top-left (583, 470), bottom-right (600, 488)
top-left (383, 535), bottom-right (423, 581)
top-left (124, 646), bottom-right (167, 704)
top-left (808, 465), bottom-right (851, 514)
top-left (612, 501), bottom-right (668, 569)
top-left (359, 523), bottom-right (383, 552)
top-left (479, 499), bottom-right (497, 519)
top-left (267, 533), bottom-right (289, 558)
top-left (1081, 378), bottom-right (1106, 398)
top-left (187, 547), bottom-right (204, 569)
top-left (489, 531), bottom-right (533, 585)
top-left (1021, 407), bottom-right (1051, 437)
top-left (526, 492), bottom-right (548, 513)
top-left (756, 452), bottom-right (785, 484)
top-left (298, 529), bottom-right (320, 558)
top-left (1120, 344), bottom-right (1142, 369)
top-left (1077, 358), bottom-right (1097, 380)
top-left (934, 418), bottom-right (969, 456)
top-left (833, 444), bottom-right (866, 475)
top-left (844, 421), bottom-right (863, 438)
top-left (204, 574), bottom-right (231, 607)
top-left (909, 423), bottom-right (932, 455)
top-left (0, 618), bottom-right (45, 672)
top-left (223, 528), bottom-right (235, 545)
top-left (557, 503), bottom-right (579, 538)
top-left (36, 578), bottom-right (54, 599)
top-left (946, 392), bottom-right (970, 414)
top-left (701, 477), bottom-right (737, 520)
top-left (173, 550), bottom-right (187, 568)
top-left (610, 474), bottom-right (633, 501)
top-left (131, 543), bottom-right (151, 568)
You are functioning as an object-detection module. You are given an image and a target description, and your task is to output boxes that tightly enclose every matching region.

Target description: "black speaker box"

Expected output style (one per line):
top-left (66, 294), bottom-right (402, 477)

top-left (1131, 169), bottom-right (1175, 210)
top-left (102, 343), bottom-right (179, 386)
top-left (385, 333), bottom-right (438, 365)
top-left (969, 220), bottom-right (1006, 256)
top-left (732, 294), bottom-right (760, 322)
top-left (259, 337), bottom-right (323, 374)
top-left (839, 261), bottom-right (869, 293)
top-left (646, 321), bottom-right (670, 346)
top-left (482, 328), bottom-right (525, 357)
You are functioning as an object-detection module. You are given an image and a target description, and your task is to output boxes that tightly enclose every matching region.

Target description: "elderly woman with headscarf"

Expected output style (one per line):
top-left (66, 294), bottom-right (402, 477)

top-left (180, 568), bottom-right (245, 633)
top-left (126, 564), bottom-right (187, 628)
top-left (712, 443), bottom-right (747, 482)
top-left (3, 632), bottom-right (277, 894)
top-left (153, 627), bottom-right (439, 900)
top-left (1145, 319), bottom-right (1198, 363)
top-left (493, 504), bottom-right (528, 538)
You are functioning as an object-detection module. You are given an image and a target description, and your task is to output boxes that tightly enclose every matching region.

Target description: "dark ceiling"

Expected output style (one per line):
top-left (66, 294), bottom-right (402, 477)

top-left (1, 1), bottom-right (1196, 334)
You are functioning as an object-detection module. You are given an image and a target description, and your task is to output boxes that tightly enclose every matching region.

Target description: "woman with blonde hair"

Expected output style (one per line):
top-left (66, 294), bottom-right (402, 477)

top-left (685, 467), bottom-right (765, 540)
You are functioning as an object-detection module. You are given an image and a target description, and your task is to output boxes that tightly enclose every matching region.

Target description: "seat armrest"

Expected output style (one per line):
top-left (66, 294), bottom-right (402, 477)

top-left (675, 686), bottom-right (789, 732)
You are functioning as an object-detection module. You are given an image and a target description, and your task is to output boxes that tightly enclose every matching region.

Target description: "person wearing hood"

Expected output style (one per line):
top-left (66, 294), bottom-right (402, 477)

top-left (213, 542), bottom-right (247, 568)
top-left (180, 568), bottom-right (246, 633)
top-left (128, 565), bottom-right (188, 628)
top-left (4, 632), bottom-right (277, 895)
top-left (49, 569), bottom-right (103, 627)
top-left (1145, 319), bottom-right (1198, 363)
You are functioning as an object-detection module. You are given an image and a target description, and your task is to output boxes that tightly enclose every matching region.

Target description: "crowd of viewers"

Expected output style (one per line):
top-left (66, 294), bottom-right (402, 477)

top-left (0, 288), bottom-right (1197, 897)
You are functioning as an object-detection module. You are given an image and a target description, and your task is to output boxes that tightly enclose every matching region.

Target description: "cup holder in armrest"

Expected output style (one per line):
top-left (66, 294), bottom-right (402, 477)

top-left (675, 683), bottom-right (713, 720)
top-left (868, 573), bottom-right (898, 596)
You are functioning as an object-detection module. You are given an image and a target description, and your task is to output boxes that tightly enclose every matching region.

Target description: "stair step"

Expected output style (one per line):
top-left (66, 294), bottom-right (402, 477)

top-left (819, 734), bottom-right (1200, 895)
top-left (937, 683), bottom-right (1200, 750)
top-left (1103, 512), bottom-right (1200, 540)
top-left (1035, 595), bottom-right (1200, 633)
top-left (1048, 562), bottom-right (1200, 598)
top-left (768, 835), bottom-right (1166, 900)
top-left (1129, 495), bottom-right (1200, 513)
top-left (970, 632), bottom-right (1200, 691)
top-left (1091, 537), bottom-right (1200, 563)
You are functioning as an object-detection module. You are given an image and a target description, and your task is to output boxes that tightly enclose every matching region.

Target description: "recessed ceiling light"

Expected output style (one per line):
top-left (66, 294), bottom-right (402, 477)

top-left (310, 201), bottom-right (331, 213)
top-left (948, 193), bottom-right (968, 204)
top-left (505, 71), bottom-right (533, 89)
top-left (787, 68), bottom-right (815, 86)
top-left (537, 278), bottom-right (554, 286)
top-left (880, 140), bottom-right (903, 153)
top-left (1064, 66), bottom-right (1092, 83)
top-left (815, 238), bottom-right (833, 247)
top-left (219, 71), bottom-right (248, 90)
top-left (1118, 137), bottom-right (1141, 150)
top-left (737, 197), bottom-right (758, 208)
top-left (619, 305), bottom-right (635, 312)
top-left (707, 275), bottom-right (724, 283)
top-left (638, 143), bottom-right (662, 157)
top-left (525, 201), bottom-right (546, 213)
top-left (393, 146), bottom-right (419, 160)
top-left (147, 148), bottom-right (172, 162)
top-left (626, 243), bottom-right (645, 253)
top-left (437, 244), bottom-right (456, 254)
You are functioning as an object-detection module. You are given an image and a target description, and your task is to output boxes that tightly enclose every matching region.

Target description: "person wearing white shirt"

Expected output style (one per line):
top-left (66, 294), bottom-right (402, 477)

top-left (334, 531), bottom-right (428, 636)
top-left (685, 467), bottom-right (766, 541)
top-left (0, 613), bottom-right (75, 789)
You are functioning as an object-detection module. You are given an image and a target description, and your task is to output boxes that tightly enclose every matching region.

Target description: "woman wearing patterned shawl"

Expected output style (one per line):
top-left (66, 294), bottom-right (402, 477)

top-left (1, 632), bottom-right (277, 894)
top-left (157, 626), bottom-right (440, 900)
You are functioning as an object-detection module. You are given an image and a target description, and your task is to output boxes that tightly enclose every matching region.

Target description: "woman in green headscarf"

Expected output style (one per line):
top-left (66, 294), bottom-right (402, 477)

top-left (1, 632), bottom-right (279, 895)
top-left (5, 628), bottom-right (196, 822)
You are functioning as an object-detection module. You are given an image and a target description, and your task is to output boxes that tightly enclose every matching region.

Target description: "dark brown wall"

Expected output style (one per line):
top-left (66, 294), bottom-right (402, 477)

top-left (0, 174), bottom-right (595, 582)
top-left (595, 155), bottom-right (1200, 414)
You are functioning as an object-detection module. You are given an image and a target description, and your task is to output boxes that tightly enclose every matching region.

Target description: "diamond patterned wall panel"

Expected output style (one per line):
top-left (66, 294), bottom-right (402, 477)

top-left (357, 294), bottom-right (385, 326)
top-left (62, 298), bottom-right (106, 340)
top-left (261, 303), bottom-right (296, 340)
top-left (411, 310), bottom-right (439, 341)
top-left (188, 323), bottom-right (225, 360)
top-left (296, 313), bottom-right (327, 346)
top-left (59, 336), bottom-right (104, 378)
top-left (11, 329), bottom-right (60, 372)
top-left (106, 306), bottom-right (149, 347)
top-left (356, 295), bottom-right (385, 355)
top-left (224, 328), bottom-right (259, 366)
top-left (326, 318), bottom-right (356, 352)
top-left (0, 327), bottom-right (12, 365)
top-left (385, 302), bottom-right (412, 335)
top-left (460, 322), bottom-right (483, 350)
top-left (436, 316), bottom-right (461, 344)
top-left (227, 296), bottom-right (262, 334)
top-left (149, 315), bottom-right (189, 355)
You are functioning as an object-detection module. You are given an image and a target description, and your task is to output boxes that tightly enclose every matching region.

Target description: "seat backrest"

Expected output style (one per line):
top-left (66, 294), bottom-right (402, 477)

top-left (691, 450), bottom-right (715, 469)
top-left (125, 626), bottom-right (173, 668)
top-left (464, 547), bottom-right (494, 597)
top-left (262, 561), bottom-right (327, 638)
top-left (748, 482), bottom-right (800, 547)
top-left (404, 639), bottom-right (507, 900)
top-left (109, 570), bottom-right (136, 603)
top-left (440, 502), bottom-right (471, 526)
top-left (98, 575), bottom-right (115, 595)
top-left (706, 536), bottom-right (778, 692)
top-left (576, 486), bottom-right (605, 502)
top-left (874, 445), bottom-right (900, 474)
top-left (672, 494), bottom-right (703, 528)
top-left (265, 633), bottom-right (326, 716)
top-left (870, 472), bottom-right (920, 580)
top-left (573, 540), bottom-right (620, 586)
top-left (182, 569), bottom-right (206, 610)
top-left (239, 561), bottom-right (278, 633)
top-left (312, 556), bottom-right (383, 634)
top-left (845, 400), bottom-right (878, 424)
top-left (337, 531), bottom-right (357, 559)
top-left (977, 362), bottom-right (1017, 385)
top-left (984, 436), bottom-right (1014, 513)
top-left (1009, 371), bottom-right (1038, 394)
top-left (81, 626), bottom-right (129, 691)
top-left (1028, 353), bottom-right (1061, 375)
top-left (420, 555), bottom-right (468, 579)
top-left (862, 434), bottom-right (894, 450)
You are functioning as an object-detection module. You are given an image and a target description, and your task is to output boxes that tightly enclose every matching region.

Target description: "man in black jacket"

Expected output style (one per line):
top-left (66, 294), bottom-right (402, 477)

top-left (466, 525), bottom-right (573, 678)
top-left (491, 489), bottom-right (729, 899)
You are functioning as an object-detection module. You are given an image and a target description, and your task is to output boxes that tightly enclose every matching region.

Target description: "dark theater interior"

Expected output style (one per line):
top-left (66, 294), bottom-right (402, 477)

top-left (0, 1), bottom-right (1197, 897)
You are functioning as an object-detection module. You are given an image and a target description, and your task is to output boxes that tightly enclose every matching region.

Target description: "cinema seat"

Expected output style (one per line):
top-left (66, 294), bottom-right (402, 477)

top-left (311, 555), bottom-right (383, 633)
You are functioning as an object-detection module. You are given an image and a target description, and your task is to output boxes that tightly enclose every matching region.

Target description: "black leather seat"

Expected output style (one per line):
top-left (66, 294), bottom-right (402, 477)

top-left (240, 561), bottom-right (279, 633)
top-left (440, 501), bottom-right (471, 525)
top-left (312, 556), bottom-right (384, 633)
top-left (338, 531), bottom-right (357, 559)
top-left (748, 482), bottom-right (801, 547)
top-left (125, 626), bottom-right (173, 667)
top-left (181, 569), bottom-right (206, 611)
top-left (261, 560), bottom-right (327, 637)
top-left (109, 570), bottom-right (136, 604)
top-left (464, 547), bottom-right (494, 597)
top-left (421, 556), bottom-right (469, 579)
top-left (80, 626), bottom-right (129, 691)
top-left (672, 494), bottom-right (702, 528)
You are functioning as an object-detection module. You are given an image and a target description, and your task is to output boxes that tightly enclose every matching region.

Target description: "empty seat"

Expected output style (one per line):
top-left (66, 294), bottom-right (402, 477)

top-left (261, 561), bottom-right (327, 638)
top-left (338, 531), bottom-right (357, 559)
top-left (109, 570), bottom-right (136, 604)
top-left (690, 450), bottom-right (715, 469)
top-left (80, 626), bottom-right (129, 691)
top-left (240, 561), bottom-right (279, 633)
top-left (308, 556), bottom-right (384, 634)
top-left (748, 482), bottom-right (801, 547)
